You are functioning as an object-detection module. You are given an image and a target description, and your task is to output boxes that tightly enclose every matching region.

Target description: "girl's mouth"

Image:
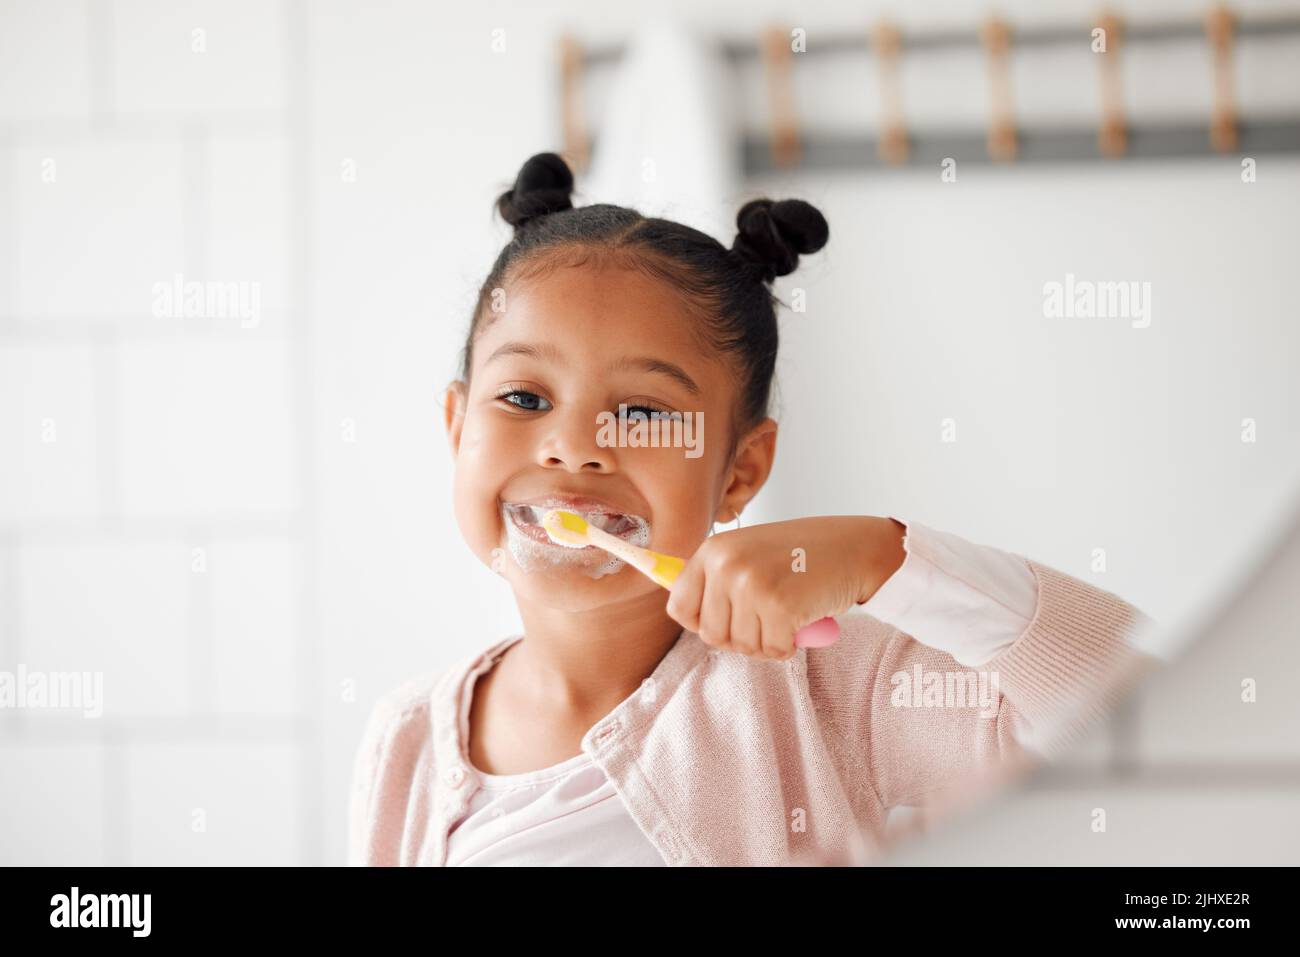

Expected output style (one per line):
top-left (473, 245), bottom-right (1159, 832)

top-left (498, 499), bottom-right (652, 580)
top-left (501, 502), bottom-right (645, 548)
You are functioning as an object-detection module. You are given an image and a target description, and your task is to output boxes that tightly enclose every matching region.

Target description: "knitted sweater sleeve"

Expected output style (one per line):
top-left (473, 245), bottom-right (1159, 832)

top-left (810, 528), bottom-right (1157, 812)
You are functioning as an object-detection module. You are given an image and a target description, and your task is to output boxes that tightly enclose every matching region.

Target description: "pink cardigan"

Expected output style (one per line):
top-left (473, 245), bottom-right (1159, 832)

top-left (349, 526), bottom-right (1152, 866)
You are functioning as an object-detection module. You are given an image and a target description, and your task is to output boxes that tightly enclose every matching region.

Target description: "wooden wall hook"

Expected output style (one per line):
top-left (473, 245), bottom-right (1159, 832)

top-left (981, 16), bottom-right (1017, 161)
top-left (1096, 12), bottom-right (1127, 157)
top-left (872, 21), bottom-right (909, 165)
top-left (1205, 5), bottom-right (1239, 152)
top-left (558, 33), bottom-right (590, 175)
top-left (760, 25), bottom-right (802, 169)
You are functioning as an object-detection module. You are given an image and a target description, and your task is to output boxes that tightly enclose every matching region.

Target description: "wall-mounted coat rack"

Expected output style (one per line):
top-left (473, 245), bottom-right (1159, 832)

top-left (558, 6), bottom-right (1300, 175)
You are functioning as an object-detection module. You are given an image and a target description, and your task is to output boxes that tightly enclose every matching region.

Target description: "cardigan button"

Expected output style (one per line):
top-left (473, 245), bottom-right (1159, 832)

top-left (638, 677), bottom-right (658, 705)
top-left (443, 765), bottom-right (466, 787)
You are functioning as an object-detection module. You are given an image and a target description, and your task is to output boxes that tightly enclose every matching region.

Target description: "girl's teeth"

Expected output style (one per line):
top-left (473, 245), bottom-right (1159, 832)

top-left (507, 504), bottom-right (630, 536)
top-left (589, 513), bottom-right (626, 533)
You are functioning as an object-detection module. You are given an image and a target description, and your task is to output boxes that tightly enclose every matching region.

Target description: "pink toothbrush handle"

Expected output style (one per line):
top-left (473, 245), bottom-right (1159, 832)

top-left (794, 616), bottom-right (840, 648)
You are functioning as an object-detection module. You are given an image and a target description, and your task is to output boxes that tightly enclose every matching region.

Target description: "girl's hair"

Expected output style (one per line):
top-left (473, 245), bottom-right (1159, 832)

top-left (460, 151), bottom-right (829, 456)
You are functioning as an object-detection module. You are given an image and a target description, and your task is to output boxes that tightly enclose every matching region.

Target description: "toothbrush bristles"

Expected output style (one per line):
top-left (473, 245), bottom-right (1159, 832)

top-left (541, 509), bottom-right (592, 549)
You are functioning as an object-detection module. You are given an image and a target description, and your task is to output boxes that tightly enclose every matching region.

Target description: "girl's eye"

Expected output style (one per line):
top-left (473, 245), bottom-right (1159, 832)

top-left (620, 404), bottom-right (674, 421)
top-left (496, 389), bottom-right (552, 412)
top-left (492, 389), bottom-right (674, 419)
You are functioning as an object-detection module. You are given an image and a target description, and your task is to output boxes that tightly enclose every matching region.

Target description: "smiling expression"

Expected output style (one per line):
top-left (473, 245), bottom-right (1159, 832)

top-left (443, 258), bottom-right (774, 611)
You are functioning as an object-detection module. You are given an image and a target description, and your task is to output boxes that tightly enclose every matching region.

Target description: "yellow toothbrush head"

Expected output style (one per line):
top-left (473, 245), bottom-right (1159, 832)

top-left (541, 507), bottom-right (685, 590)
top-left (541, 509), bottom-right (592, 548)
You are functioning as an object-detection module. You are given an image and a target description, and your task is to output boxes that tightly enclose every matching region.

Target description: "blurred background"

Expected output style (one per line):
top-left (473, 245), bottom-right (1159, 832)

top-left (1, 0), bottom-right (1297, 865)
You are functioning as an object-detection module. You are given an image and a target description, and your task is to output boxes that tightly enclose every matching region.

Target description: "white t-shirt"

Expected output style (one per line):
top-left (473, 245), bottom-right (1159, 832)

top-left (445, 685), bottom-right (665, 866)
top-left (445, 517), bottom-right (1038, 866)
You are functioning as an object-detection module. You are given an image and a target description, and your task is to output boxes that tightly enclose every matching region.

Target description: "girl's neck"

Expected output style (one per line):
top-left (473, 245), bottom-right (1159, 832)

top-left (508, 591), bottom-right (684, 722)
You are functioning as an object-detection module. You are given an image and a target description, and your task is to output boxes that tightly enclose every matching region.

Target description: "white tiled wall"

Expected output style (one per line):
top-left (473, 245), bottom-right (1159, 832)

top-left (0, 742), bottom-right (107, 866)
top-left (0, 0), bottom-right (310, 866)
top-left (19, 542), bottom-right (192, 717)
top-left (109, 0), bottom-right (289, 114)
top-left (0, 343), bottom-right (99, 520)
top-left (208, 540), bottom-right (302, 716)
top-left (124, 740), bottom-right (301, 866)
top-left (114, 341), bottom-right (297, 516)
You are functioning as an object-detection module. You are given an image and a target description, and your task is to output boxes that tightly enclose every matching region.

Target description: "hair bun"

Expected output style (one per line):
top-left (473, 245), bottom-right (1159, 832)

top-left (496, 152), bottom-right (575, 231)
top-left (730, 198), bottom-right (829, 283)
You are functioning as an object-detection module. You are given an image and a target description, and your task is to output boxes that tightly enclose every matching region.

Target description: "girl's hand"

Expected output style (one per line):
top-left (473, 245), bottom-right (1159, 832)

top-left (665, 516), bottom-right (906, 661)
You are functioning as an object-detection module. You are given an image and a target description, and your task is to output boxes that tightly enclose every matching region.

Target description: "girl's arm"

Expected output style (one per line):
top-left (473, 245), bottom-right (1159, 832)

top-left (857, 517), bottom-right (1040, 670)
top-left (813, 520), bottom-right (1157, 813)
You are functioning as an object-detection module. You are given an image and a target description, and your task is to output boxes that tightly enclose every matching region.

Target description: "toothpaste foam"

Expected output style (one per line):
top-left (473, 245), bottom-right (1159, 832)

top-left (501, 503), bottom-right (650, 580)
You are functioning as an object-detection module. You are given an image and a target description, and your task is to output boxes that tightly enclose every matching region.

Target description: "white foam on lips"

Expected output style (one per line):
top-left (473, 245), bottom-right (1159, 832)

top-left (500, 502), bottom-right (651, 580)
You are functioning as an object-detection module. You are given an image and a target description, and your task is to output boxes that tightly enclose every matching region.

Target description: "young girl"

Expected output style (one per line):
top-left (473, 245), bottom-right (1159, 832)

top-left (348, 151), bottom-right (1153, 867)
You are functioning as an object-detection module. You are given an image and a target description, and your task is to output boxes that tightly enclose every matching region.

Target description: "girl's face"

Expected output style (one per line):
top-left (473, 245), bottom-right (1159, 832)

top-left (443, 260), bottom-right (775, 612)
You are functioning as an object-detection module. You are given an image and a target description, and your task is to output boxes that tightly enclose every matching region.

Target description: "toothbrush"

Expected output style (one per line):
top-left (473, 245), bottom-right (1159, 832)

top-left (541, 508), bottom-right (841, 649)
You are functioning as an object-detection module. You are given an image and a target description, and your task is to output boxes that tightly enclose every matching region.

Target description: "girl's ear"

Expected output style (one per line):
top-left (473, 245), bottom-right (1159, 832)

top-left (443, 380), bottom-right (468, 456)
top-left (717, 417), bottom-right (778, 520)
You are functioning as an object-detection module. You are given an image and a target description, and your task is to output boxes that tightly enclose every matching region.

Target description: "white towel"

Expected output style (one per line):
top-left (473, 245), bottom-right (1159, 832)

top-left (581, 17), bottom-right (741, 242)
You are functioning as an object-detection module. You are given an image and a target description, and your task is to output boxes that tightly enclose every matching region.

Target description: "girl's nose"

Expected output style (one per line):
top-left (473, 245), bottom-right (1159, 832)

top-left (535, 407), bottom-right (616, 473)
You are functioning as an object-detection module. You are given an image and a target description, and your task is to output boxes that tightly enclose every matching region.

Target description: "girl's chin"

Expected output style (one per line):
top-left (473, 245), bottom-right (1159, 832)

top-left (505, 569), bottom-right (656, 613)
top-left (505, 559), bottom-right (636, 586)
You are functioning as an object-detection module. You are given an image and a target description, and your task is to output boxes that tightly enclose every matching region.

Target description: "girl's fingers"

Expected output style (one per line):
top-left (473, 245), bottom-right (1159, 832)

top-left (697, 574), bottom-right (732, 651)
top-left (760, 609), bottom-right (797, 660)
top-left (665, 559), bottom-right (705, 632)
top-left (729, 604), bottom-right (763, 658)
